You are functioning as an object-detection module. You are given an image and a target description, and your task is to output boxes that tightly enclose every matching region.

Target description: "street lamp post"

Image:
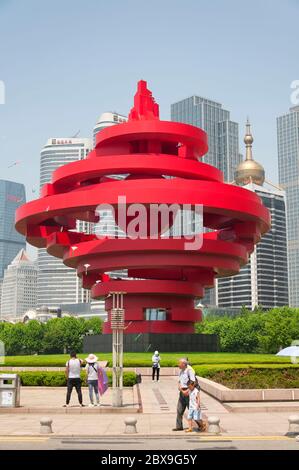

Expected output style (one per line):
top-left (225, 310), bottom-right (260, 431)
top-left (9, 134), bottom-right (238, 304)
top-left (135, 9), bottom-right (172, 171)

top-left (110, 291), bottom-right (126, 407)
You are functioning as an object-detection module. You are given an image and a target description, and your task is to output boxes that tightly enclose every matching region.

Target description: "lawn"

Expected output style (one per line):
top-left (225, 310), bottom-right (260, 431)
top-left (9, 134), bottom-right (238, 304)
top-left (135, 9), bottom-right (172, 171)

top-left (1, 352), bottom-right (293, 368)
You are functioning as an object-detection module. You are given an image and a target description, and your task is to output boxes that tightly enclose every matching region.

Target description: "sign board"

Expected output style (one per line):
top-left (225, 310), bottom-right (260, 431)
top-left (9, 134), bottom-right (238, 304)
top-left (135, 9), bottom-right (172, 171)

top-left (1, 391), bottom-right (14, 406)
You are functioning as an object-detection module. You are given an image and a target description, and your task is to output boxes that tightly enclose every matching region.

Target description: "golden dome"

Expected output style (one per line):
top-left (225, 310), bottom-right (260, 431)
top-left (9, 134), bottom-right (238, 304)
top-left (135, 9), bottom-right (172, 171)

top-left (235, 119), bottom-right (265, 186)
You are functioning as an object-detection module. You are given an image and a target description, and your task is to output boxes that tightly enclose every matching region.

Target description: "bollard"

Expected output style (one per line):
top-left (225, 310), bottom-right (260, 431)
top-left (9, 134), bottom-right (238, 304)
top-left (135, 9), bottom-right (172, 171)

top-left (40, 417), bottom-right (53, 434)
top-left (287, 415), bottom-right (299, 436)
top-left (208, 416), bottom-right (221, 434)
top-left (124, 417), bottom-right (137, 434)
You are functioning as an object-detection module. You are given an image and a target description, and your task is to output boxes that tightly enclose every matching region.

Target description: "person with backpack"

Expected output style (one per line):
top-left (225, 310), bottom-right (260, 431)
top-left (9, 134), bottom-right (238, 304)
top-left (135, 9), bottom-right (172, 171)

top-left (64, 351), bottom-right (84, 407)
top-left (85, 354), bottom-right (101, 407)
top-left (152, 350), bottom-right (161, 382)
top-left (173, 358), bottom-right (201, 431)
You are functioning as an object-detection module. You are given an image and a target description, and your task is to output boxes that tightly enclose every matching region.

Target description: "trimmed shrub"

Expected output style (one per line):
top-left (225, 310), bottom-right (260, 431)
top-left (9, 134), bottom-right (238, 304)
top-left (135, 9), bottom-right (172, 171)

top-left (194, 365), bottom-right (299, 389)
top-left (16, 371), bottom-right (137, 387)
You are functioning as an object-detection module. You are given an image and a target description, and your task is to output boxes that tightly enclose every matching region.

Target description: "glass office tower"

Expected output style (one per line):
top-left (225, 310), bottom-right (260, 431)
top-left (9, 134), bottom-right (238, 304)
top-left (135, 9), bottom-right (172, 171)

top-left (171, 96), bottom-right (242, 183)
top-left (171, 95), bottom-right (242, 305)
top-left (217, 184), bottom-right (289, 309)
top-left (277, 106), bottom-right (299, 306)
top-left (0, 179), bottom-right (26, 279)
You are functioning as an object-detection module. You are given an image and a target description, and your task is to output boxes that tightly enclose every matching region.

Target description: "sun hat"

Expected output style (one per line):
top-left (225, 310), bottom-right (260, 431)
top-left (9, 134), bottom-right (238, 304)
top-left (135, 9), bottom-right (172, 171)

top-left (85, 354), bottom-right (98, 363)
top-left (154, 350), bottom-right (159, 355)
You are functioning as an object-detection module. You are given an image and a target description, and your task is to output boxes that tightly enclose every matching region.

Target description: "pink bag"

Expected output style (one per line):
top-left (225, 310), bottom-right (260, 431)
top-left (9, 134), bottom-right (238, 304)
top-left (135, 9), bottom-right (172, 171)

top-left (98, 367), bottom-right (109, 396)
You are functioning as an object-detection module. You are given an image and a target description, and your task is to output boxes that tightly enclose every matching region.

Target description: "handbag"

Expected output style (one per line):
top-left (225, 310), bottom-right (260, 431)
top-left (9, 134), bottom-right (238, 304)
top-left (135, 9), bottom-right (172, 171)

top-left (98, 366), bottom-right (109, 396)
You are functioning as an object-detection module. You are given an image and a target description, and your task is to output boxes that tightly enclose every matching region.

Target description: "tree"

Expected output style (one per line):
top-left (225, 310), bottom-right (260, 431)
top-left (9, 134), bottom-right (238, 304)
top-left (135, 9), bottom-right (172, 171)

top-left (23, 320), bottom-right (45, 354)
top-left (196, 307), bottom-right (299, 353)
top-left (43, 317), bottom-right (86, 354)
top-left (258, 307), bottom-right (299, 353)
top-left (84, 317), bottom-right (103, 335)
top-left (0, 322), bottom-right (26, 355)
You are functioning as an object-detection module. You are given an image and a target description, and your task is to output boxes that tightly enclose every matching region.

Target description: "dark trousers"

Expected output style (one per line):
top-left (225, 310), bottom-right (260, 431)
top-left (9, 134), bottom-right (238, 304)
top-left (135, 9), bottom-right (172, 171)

top-left (176, 391), bottom-right (189, 429)
top-left (66, 378), bottom-right (82, 405)
top-left (152, 367), bottom-right (160, 381)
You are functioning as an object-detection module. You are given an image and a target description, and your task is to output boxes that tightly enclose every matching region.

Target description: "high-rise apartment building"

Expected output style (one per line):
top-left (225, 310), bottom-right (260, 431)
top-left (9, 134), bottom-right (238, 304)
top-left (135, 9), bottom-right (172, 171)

top-left (91, 112), bottom-right (128, 318)
top-left (37, 138), bottom-right (92, 307)
top-left (0, 249), bottom-right (37, 321)
top-left (0, 180), bottom-right (26, 279)
top-left (217, 121), bottom-right (289, 309)
top-left (277, 106), bottom-right (299, 306)
top-left (93, 112), bottom-right (127, 146)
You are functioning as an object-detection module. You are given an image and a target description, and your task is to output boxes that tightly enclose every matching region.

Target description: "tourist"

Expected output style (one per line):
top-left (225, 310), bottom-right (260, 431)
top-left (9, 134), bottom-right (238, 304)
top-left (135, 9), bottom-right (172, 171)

top-left (152, 350), bottom-right (161, 381)
top-left (183, 380), bottom-right (201, 433)
top-left (64, 351), bottom-right (84, 407)
top-left (173, 358), bottom-right (195, 430)
top-left (85, 353), bottom-right (101, 407)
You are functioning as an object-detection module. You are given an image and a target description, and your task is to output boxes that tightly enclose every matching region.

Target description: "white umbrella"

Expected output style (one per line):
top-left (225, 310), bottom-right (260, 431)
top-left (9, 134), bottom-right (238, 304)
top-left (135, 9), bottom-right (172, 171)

top-left (276, 346), bottom-right (299, 364)
top-left (276, 346), bottom-right (299, 356)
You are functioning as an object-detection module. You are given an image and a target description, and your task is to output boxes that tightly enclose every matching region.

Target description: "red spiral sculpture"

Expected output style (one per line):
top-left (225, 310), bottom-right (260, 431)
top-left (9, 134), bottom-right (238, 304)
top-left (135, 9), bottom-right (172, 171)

top-left (15, 81), bottom-right (270, 334)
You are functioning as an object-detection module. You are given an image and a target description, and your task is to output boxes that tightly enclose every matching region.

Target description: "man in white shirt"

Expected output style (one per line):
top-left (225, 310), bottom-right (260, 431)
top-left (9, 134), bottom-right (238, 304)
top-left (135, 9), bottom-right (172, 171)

top-left (64, 351), bottom-right (84, 407)
top-left (173, 358), bottom-right (196, 431)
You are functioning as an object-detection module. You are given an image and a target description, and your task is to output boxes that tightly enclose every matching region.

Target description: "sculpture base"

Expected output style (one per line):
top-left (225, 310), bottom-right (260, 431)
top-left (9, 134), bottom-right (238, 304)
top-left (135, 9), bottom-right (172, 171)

top-left (83, 333), bottom-right (219, 353)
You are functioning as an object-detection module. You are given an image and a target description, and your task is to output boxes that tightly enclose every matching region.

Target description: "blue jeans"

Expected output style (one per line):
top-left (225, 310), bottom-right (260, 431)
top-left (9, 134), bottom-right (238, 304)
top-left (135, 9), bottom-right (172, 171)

top-left (88, 380), bottom-right (99, 404)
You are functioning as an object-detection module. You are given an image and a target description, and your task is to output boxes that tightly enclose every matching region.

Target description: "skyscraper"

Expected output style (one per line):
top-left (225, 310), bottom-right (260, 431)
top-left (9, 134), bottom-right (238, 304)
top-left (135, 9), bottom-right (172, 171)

top-left (171, 95), bottom-right (242, 305)
top-left (171, 96), bottom-right (242, 182)
top-left (0, 249), bottom-right (37, 321)
top-left (37, 138), bottom-right (92, 308)
top-left (217, 121), bottom-right (289, 309)
top-left (93, 112), bottom-right (127, 146)
top-left (0, 180), bottom-right (26, 279)
top-left (277, 106), bottom-right (299, 306)
top-left (91, 112), bottom-right (128, 318)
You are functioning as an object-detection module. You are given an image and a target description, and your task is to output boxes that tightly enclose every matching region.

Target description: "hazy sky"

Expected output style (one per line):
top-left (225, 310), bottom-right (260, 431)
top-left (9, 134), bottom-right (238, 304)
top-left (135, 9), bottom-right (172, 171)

top-left (0, 0), bottom-right (298, 201)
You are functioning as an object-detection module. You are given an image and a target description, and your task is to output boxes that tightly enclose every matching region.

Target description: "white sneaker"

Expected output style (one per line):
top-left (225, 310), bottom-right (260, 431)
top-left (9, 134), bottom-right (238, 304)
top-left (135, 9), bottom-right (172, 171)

top-left (88, 403), bottom-right (94, 408)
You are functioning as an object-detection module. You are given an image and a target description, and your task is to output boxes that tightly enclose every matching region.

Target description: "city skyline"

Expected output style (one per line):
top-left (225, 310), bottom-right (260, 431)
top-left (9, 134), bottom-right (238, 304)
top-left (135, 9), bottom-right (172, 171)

top-left (0, 0), bottom-right (298, 201)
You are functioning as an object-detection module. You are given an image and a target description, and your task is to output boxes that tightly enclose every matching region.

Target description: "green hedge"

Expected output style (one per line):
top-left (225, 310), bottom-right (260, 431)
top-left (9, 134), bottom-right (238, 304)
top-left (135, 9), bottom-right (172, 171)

top-left (195, 366), bottom-right (299, 389)
top-left (194, 363), bottom-right (299, 376)
top-left (14, 371), bottom-right (137, 387)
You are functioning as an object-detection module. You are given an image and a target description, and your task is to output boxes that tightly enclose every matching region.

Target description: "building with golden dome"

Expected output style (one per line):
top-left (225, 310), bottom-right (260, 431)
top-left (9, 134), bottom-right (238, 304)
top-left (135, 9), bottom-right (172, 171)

top-left (217, 121), bottom-right (289, 310)
top-left (235, 119), bottom-right (265, 186)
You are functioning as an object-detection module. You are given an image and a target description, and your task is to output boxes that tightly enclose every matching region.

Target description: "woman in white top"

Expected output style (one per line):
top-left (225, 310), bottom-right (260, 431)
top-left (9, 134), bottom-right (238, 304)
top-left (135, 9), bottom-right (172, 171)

top-left (85, 354), bottom-right (100, 407)
top-left (152, 350), bottom-right (161, 382)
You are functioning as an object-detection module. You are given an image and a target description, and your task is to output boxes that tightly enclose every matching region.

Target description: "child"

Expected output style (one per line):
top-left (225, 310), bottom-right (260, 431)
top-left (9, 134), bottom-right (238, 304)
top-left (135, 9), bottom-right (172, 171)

top-left (184, 380), bottom-right (202, 433)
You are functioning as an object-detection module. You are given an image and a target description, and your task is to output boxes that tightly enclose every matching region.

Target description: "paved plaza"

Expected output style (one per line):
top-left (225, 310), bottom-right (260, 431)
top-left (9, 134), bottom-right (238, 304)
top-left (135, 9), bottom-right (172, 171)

top-left (0, 377), bottom-right (298, 449)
